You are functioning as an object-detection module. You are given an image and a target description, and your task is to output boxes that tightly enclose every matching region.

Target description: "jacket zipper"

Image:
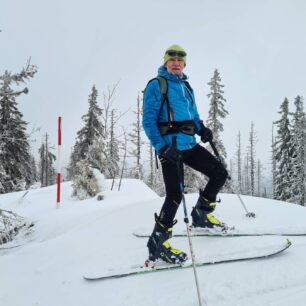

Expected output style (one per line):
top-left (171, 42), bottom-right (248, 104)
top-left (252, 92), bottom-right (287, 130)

top-left (177, 76), bottom-right (193, 149)
top-left (177, 76), bottom-right (192, 120)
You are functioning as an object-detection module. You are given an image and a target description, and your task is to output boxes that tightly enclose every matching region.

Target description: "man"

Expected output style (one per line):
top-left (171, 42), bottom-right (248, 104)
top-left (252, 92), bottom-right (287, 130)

top-left (142, 45), bottom-right (228, 264)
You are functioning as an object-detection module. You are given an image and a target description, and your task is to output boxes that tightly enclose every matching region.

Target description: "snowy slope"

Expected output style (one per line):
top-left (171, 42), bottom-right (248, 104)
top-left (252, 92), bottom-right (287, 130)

top-left (1, 179), bottom-right (306, 306)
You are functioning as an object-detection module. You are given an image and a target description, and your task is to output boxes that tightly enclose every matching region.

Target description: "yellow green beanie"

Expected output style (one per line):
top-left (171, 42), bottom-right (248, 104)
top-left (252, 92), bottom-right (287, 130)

top-left (163, 44), bottom-right (187, 64)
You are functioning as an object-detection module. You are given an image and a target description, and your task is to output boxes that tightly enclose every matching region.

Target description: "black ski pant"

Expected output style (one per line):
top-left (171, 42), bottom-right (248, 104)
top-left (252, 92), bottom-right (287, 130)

top-left (158, 144), bottom-right (228, 227)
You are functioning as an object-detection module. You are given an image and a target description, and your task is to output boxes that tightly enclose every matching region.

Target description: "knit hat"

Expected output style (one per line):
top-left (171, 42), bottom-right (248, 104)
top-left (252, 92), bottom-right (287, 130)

top-left (163, 44), bottom-right (187, 64)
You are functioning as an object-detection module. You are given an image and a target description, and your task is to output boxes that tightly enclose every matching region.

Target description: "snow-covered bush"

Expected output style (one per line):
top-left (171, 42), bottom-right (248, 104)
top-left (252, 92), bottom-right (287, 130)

top-left (15, 179), bottom-right (27, 192)
top-left (92, 168), bottom-right (105, 191)
top-left (0, 209), bottom-right (28, 245)
top-left (71, 160), bottom-right (103, 200)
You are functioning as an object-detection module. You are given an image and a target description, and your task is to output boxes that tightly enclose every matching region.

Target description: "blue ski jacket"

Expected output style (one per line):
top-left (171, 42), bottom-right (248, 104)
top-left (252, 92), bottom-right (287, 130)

top-left (142, 66), bottom-right (202, 154)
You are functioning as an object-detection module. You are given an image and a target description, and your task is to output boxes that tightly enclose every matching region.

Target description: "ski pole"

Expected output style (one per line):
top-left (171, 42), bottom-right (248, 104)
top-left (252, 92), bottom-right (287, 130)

top-left (172, 137), bottom-right (205, 306)
top-left (209, 141), bottom-right (256, 218)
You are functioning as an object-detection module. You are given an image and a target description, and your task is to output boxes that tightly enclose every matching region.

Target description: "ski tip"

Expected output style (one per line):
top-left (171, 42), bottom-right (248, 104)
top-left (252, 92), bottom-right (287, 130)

top-left (286, 238), bottom-right (292, 247)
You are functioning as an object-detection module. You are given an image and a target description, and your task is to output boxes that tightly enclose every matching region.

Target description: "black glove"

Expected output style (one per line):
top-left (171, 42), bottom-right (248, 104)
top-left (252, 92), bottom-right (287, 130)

top-left (200, 126), bottom-right (213, 143)
top-left (159, 145), bottom-right (183, 164)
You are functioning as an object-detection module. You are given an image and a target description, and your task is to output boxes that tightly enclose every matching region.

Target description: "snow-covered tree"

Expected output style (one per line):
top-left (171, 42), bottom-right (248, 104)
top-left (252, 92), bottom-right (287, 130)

top-left (0, 61), bottom-right (37, 193)
top-left (206, 69), bottom-right (229, 158)
top-left (290, 96), bottom-right (306, 205)
top-left (38, 134), bottom-right (56, 187)
top-left (69, 85), bottom-right (105, 177)
top-left (271, 125), bottom-right (277, 199)
top-left (273, 98), bottom-right (295, 202)
top-left (105, 109), bottom-right (120, 180)
top-left (235, 131), bottom-right (242, 192)
top-left (87, 138), bottom-right (107, 174)
top-left (248, 122), bottom-right (257, 196)
top-left (242, 153), bottom-right (251, 195)
top-left (128, 93), bottom-right (144, 179)
top-left (98, 83), bottom-right (125, 184)
top-left (0, 163), bottom-right (6, 193)
top-left (101, 82), bottom-right (120, 141)
top-left (71, 160), bottom-right (100, 200)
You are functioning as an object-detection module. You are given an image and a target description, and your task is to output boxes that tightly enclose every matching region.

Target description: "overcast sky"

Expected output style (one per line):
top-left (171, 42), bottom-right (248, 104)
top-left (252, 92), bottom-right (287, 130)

top-left (1, 0), bottom-right (306, 178)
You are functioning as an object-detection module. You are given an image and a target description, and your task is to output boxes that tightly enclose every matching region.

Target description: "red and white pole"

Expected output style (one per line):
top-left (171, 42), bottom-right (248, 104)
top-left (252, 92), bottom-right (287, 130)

top-left (56, 117), bottom-right (62, 208)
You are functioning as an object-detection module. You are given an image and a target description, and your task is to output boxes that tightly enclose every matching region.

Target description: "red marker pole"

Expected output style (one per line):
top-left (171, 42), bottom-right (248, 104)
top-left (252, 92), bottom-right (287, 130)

top-left (56, 117), bottom-right (62, 208)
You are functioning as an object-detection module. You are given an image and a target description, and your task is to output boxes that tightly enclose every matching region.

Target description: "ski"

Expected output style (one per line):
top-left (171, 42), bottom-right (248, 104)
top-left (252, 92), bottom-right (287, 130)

top-left (83, 238), bottom-right (291, 281)
top-left (133, 228), bottom-right (306, 238)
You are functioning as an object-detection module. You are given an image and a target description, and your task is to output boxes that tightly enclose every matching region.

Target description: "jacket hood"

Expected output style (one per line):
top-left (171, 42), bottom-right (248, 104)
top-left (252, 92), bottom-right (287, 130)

top-left (157, 66), bottom-right (188, 81)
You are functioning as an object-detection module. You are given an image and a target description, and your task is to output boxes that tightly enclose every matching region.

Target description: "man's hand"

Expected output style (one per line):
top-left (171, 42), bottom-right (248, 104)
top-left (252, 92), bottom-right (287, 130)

top-left (199, 121), bottom-right (213, 143)
top-left (159, 145), bottom-right (183, 164)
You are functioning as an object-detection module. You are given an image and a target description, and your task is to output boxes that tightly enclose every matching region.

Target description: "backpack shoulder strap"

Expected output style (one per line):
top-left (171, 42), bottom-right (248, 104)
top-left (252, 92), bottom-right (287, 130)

top-left (143, 76), bottom-right (167, 95)
top-left (156, 76), bottom-right (172, 123)
top-left (144, 76), bottom-right (171, 123)
top-left (156, 76), bottom-right (168, 98)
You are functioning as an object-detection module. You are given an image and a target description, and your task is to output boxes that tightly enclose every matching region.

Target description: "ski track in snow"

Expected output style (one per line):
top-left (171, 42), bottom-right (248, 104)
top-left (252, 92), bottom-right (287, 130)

top-left (1, 179), bottom-right (306, 306)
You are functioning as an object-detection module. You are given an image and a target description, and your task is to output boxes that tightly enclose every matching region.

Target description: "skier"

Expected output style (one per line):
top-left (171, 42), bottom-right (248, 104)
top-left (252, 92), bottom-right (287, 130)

top-left (142, 45), bottom-right (228, 264)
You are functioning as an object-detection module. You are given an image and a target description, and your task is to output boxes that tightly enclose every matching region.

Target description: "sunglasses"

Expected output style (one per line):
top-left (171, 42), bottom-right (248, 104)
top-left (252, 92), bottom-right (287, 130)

top-left (166, 50), bottom-right (187, 58)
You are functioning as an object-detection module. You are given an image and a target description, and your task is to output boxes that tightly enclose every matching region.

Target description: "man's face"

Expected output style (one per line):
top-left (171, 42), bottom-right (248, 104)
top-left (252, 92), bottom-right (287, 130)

top-left (165, 58), bottom-right (185, 75)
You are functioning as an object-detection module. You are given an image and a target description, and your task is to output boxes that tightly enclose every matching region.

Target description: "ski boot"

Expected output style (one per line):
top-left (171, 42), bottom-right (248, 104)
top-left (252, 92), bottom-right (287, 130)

top-left (191, 191), bottom-right (227, 231)
top-left (147, 214), bottom-right (188, 264)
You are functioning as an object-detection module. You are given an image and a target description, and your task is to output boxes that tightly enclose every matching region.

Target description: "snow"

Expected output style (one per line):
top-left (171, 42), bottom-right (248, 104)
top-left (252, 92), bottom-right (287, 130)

top-left (1, 179), bottom-right (306, 306)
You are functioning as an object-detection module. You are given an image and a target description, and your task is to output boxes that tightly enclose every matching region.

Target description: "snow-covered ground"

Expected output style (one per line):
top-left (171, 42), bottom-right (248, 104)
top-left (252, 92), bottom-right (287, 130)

top-left (1, 179), bottom-right (306, 306)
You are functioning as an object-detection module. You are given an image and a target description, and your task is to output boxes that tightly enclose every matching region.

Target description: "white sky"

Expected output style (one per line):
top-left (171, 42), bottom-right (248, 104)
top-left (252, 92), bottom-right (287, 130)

top-left (1, 0), bottom-right (306, 177)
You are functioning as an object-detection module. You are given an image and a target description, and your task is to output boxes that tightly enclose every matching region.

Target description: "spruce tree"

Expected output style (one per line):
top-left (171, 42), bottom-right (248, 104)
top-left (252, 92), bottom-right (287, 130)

top-left (290, 96), bottom-right (306, 205)
top-left (271, 125), bottom-right (277, 199)
top-left (273, 98), bottom-right (295, 202)
top-left (0, 62), bottom-right (37, 193)
top-left (69, 85), bottom-right (105, 177)
top-left (0, 163), bottom-right (6, 193)
top-left (206, 69), bottom-right (229, 158)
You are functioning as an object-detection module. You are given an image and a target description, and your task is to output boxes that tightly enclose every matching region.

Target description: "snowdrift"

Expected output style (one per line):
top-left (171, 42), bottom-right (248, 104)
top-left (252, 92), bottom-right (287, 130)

top-left (1, 179), bottom-right (306, 306)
